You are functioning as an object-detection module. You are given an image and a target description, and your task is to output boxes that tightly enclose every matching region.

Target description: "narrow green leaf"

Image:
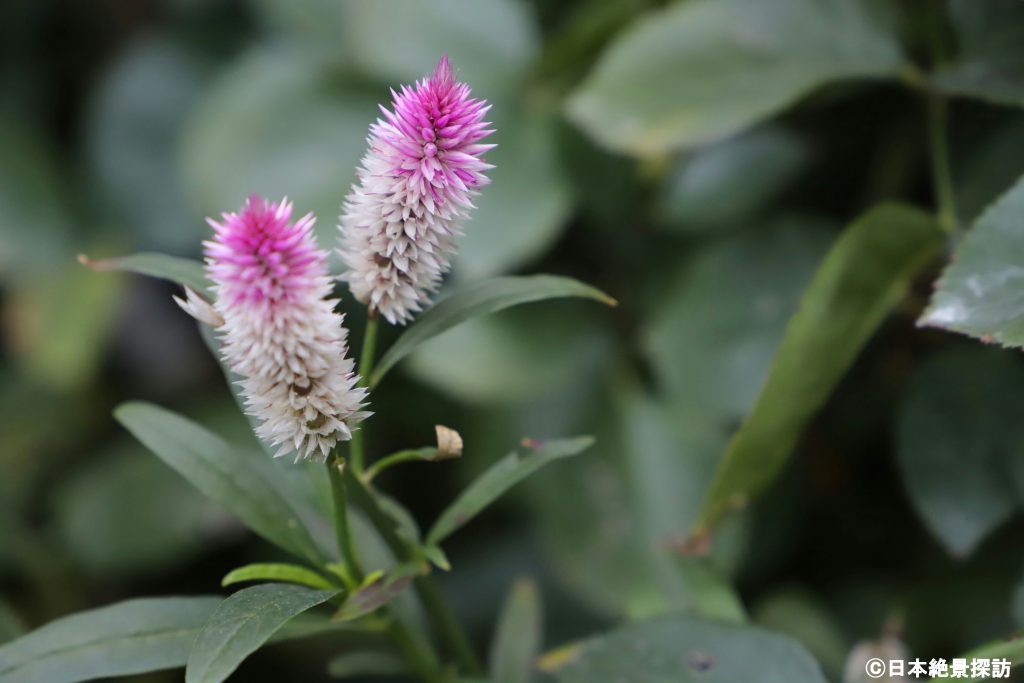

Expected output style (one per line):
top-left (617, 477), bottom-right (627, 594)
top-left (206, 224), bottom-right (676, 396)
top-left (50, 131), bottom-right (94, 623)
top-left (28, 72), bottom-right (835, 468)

top-left (370, 275), bottom-right (615, 387)
top-left (920, 175), bottom-right (1024, 345)
top-left (566, 0), bottom-right (905, 155)
top-left (222, 563), bottom-right (335, 590)
top-left (959, 636), bottom-right (1023, 681)
top-left (490, 579), bottom-right (543, 683)
top-left (426, 436), bottom-right (594, 546)
top-left (327, 651), bottom-right (409, 679)
top-left (186, 585), bottom-right (338, 683)
top-left (115, 401), bottom-right (326, 565)
top-left (544, 615), bottom-right (827, 683)
top-left (80, 251), bottom-right (208, 294)
top-left (333, 565), bottom-right (418, 621)
top-left (695, 204), bottom-right (943, 531)
top-left (0, 597), bottom-right (220, 683)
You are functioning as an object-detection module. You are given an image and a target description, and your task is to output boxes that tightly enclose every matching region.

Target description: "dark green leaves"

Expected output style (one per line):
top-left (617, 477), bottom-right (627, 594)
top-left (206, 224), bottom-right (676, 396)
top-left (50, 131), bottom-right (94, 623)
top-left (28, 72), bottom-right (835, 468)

top-left (567, 0), bottom-right (905, 155)
top-left (370, 276), bottom-right (616, 387)
top-left (186, 584), bottom-right (338, 683)
top-left (426, 436), bottom-right (594, 546)
top-left (920, 176), bottom-right (1024, 345)
top-left (0, 597), bottom-right (220, 683)
top-left (933, 0), bottom-right (1024, 107)
top-left (696, 204), bottom-right (943, 531)
top-left (490, 579), bottom-right (543, 683)
top-left (546, 616), bottom-right (827, 683)
top-left (115, 401), bottom-right (326, 564)
top-left (897, 346), bottom-right (1024, 557)
top-left (80, 252), bottom-right (208, 294)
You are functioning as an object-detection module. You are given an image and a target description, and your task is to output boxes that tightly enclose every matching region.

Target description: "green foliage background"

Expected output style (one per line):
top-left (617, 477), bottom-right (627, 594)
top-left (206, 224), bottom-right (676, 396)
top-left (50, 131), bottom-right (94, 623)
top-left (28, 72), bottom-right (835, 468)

top-left (2, 0), bottom-right (1024, 680)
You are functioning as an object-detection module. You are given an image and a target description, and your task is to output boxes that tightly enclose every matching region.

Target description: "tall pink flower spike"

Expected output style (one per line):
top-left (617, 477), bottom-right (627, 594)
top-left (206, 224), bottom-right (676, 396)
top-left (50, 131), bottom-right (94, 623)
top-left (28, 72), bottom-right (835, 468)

top-left (339, 55), bottom-right (496, 325)
top-left (187, 195), bottom-right (369, 461)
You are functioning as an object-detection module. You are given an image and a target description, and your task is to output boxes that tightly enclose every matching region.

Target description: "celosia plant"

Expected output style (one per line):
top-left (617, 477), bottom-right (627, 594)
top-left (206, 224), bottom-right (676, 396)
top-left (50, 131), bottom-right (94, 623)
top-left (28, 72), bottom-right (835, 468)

top-left (25, 56), bottom-right (613, 683)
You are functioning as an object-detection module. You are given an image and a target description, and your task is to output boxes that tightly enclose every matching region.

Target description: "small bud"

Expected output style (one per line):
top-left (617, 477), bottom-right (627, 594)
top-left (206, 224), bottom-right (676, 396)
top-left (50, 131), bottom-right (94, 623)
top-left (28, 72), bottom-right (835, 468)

top-left (433, 425), bottom-right (463, 460)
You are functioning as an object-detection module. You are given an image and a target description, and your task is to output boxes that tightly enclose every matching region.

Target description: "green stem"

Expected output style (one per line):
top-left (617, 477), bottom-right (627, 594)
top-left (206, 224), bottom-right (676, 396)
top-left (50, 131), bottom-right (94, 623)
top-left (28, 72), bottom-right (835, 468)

top-left (364, 447), bottom-right (436, 482)
top-left (387, 620), bottom-right (445, 683)
top-left (927, 93), bottom-right (957, 234)
top-left (328, 451), bottom-right (443, 683)
top-left (345, 468), bottom-right (483, 676)
top-left (327, 450), bottom-right (363, 582)
top-left (350, 314), bottom-right (379, 473)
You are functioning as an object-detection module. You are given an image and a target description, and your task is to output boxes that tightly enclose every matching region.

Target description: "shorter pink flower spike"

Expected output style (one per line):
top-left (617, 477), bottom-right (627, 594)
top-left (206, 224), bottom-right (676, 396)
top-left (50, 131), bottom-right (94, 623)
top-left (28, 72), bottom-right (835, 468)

top-left (191, 195), bottom-right (369, 461)
top-left (339, 55), bottom-right (496, 325)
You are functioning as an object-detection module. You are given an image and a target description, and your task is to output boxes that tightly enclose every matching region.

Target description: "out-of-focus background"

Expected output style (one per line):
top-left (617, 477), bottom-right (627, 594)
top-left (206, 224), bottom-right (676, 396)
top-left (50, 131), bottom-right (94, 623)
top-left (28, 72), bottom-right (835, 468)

top-left (2, 0), bottom-right (1024, 680)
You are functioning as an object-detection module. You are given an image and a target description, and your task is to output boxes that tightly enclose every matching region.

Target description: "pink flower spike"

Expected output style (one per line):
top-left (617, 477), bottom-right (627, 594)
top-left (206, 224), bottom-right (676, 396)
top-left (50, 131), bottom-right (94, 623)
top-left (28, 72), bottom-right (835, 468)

top-left (339, 55), bottom-right (495, 325)
top-left (193, 195), bottom-right (369, 461)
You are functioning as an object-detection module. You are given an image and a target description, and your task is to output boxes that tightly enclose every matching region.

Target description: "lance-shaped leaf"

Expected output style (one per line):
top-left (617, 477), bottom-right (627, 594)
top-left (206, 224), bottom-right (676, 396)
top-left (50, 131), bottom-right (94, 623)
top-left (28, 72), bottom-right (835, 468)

top-left (222, 563), bottom-right (335, 590)
top-left (919, 176), bottom-right (1024, 345)
top-left (186, 584), bottom-right (339, 683)
top-left (490, 579), bottom-right (543, 683)
top-left (115, 401), bottom-right (327, 565)
top-left (370, 275), bottom-right (615, 387)
top-left (694, 204), bottom-right (942, 532)
top-left (79, 252), bottom-right (209, 294)
top-left (426, 436), bottom-right (594, 546)
top-left (566, 0), bottom-right (905, 155)
top-left (0, 597), bottom-right (220, 683)
top-left (543, 615), bottom-right (827, 683)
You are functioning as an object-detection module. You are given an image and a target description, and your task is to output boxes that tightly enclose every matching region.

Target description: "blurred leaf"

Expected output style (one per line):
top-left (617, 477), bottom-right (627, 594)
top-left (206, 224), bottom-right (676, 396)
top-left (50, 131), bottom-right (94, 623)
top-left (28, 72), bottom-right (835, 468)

top-left (54, 444), bottom-right (230, 577)
top-left (0, 599), bottom-right (24, 644)
top-left (250, 0), bottom-right (346, 53)
top-left (957, 121), bottom-right (1024, 223)
top-left (0, 117), bottom-right (72, 277)
top-left (920, 176), bottom-right (1024, 344)
top-left (370, 275), bottom-right (615, 387)
top-left (656, 127), bottom-right (808, 231)
top-left (674, 558), bottom-right (746, 624)
top-left (84, 36), bottom-right (208, 252)
top-left (6, 262), bottom-right (121, 390)
top-left (343, 0), bottom-right (539, 93)
top-left (696, 204), bottom-right (943, 531)
top-left (645, 219), bottom-right (832, 422)
top-left (182, 46), bottom-right (380, 251)
top-left (115, 401), bottom-right (328, 565)
top-left (752, 589), bottom-right (851, 679)
top-left (933, 0), bottom-right (1024, 107)
top-left (405, 304), bottom-right (610, 404)
top-left (1016, 575), bottom-right (1024, 629)
top-left (0, 597), bottom-right (220, 683)
top-left (333, 566), bottom-right (417, 621)
top-left (544, 615), bottom-right (828, 683)
top-left (897, 346), bottom-right (1024, 557)
top-left (327, 651), bottom-right (409, 678)
top-left (186, 584), bottom-right (338, 683)
top-left (490, 579), bottom-right (542, 683)
top-left (959, 636), bottom-right (1024, 681)
top-left (455, 111), bottom-right (574, 278)
top-left (80, 251), bottom-right (209, 294)
top-left (426, 436), bottom-right (594, 546)
top-left (566, 0), bottom-right (904, 155)
top-left (222, 563), bottom-right (335, 590)
top-left (529, 381), bottom-right (742, 618)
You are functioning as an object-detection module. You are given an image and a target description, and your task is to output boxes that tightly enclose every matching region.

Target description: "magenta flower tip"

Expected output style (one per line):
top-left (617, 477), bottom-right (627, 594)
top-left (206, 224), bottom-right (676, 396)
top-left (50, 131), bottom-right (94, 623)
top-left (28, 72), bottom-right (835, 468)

top-left (339, 56), bottom-right (495, 325)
